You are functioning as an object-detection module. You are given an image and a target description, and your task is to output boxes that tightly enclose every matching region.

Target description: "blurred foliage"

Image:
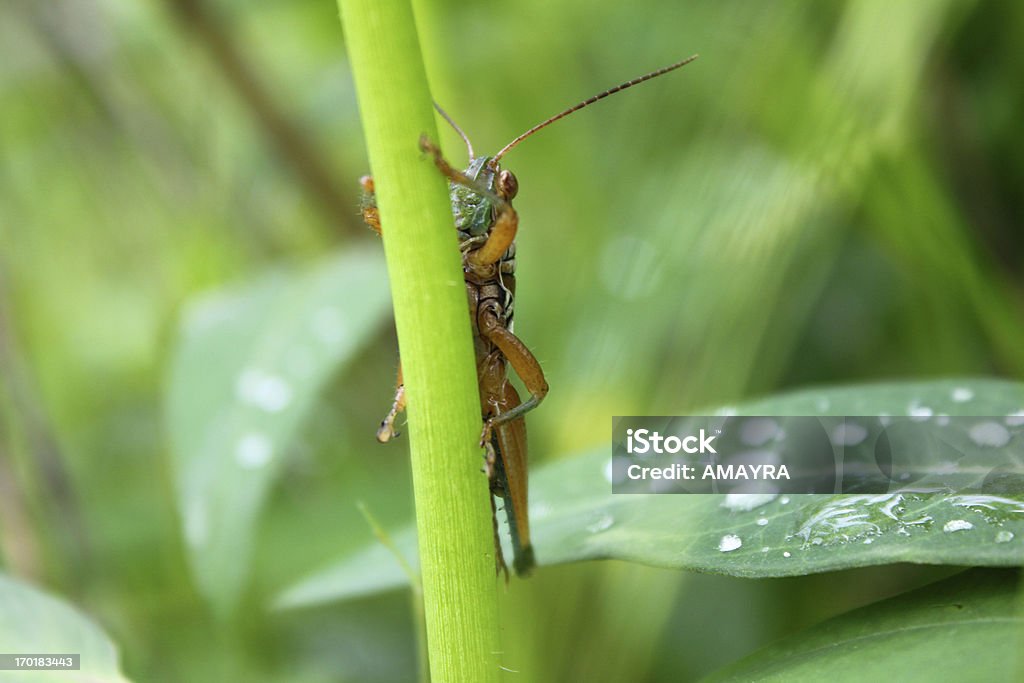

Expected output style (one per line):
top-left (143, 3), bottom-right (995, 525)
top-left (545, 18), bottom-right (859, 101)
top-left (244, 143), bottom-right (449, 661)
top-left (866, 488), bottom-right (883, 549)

top-left (1, 0), bottom-right (1022, 681)
top-left (705, 568), bottom-right (1023, 682)
top-left (0, 573), bottom-right (131, 682)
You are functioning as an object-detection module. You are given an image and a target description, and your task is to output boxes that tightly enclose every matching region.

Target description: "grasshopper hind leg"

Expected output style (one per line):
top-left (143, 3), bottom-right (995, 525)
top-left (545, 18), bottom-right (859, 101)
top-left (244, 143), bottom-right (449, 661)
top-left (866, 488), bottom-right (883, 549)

top-left (487, 442), bottom-right (535, 577)
top-left (486, 381), bottom-right (536, 576)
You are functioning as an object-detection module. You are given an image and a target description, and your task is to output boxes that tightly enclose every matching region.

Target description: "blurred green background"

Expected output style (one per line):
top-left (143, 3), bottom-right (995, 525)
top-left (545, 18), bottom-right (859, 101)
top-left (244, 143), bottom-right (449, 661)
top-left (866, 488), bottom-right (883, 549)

top-left (2, 0), bottom-right (1022, 680)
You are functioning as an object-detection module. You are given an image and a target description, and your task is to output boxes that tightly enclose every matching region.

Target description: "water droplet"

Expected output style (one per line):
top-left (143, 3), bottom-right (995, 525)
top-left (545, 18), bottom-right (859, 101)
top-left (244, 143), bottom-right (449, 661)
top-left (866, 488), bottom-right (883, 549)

top-left (815, 397), bottom-right (830, 413)
top-left (716, 406), bottom-right (737, 417)
top-left (761, 546), bottom-right (770, 553)
top-left (236, 433), bottom-right (273, 469)
top-left (951, 387), bottom-right (974, 403)
top-left (783, 551), bottom-right (792, 558)
top-left (908, 402), bottom-right (933, 421)
top-left (721, 493), bottom-right (778, 512)
top-left (863, 538), bottom-right (874, 544)
top-left (830, 422), bottom-right (867, 446)
top-left (1005, 411), bottom-right (1024, 427)
top-left (943, 519), bottom-right (973, 533)
top-left (740, 418), bottom-right (779, 447)
top-left (792, 504), bottom-right (878, 546)
top-left (236, 369), bottom-right (293, 412)
top-left (780, 496), bottom-right (791, 505)
top-left (756, 517), bottom-right (769, 526)
top-left (949, 495), bottom-right (1024, 524)
top-left (312, 307), bottom-right (349, 346)
top-left (603, 459), bottom-right (614, 484)
top-left (877, 493), bottom-right (904, 520)
top-left (788, 493), bottom-right (934, 548)
top-left (717, 534), bottom-right (742, 552)
top-left (995, 531), bottom-right (1014, 544)
top-left (968, 421), bottom-right (1010, 448)
top-left (586, 513), bottom-right (614, 534)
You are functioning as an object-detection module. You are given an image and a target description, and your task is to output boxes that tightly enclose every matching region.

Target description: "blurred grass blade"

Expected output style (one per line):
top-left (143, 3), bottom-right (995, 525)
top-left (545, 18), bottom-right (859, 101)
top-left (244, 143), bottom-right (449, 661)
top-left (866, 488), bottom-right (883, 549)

top-left (703, 568), bottom-right (1023, 682)
top-left (0, 573), bottom-right (131, 682)
top-left (167, 247), bottom-right (390, 616)
top-left (273, 527), bottom-right (418, 610)
top-left (276, 379), bottom-right (1024, 607)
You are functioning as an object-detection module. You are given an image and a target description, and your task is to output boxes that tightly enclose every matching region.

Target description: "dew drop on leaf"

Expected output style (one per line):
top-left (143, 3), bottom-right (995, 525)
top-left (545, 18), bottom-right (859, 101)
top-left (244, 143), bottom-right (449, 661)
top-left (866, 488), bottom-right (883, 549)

top-left (968, 421), bottom-right (1010, 448)
top-left (236, 433), bottom-right (273, 469)
top-left (717, 534), bottom-right (742, 552)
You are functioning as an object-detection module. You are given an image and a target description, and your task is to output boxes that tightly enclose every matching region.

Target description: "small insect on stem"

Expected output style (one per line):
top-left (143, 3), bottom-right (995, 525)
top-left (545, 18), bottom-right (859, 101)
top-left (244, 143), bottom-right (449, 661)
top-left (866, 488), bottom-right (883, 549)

top-left (363, 54), bottom-right (699, 578)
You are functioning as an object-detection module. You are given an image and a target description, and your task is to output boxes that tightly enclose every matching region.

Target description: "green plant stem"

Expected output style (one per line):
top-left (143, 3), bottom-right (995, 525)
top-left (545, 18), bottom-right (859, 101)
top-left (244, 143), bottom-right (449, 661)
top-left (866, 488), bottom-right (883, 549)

top-left (337, 2), bottom-right (502, 682)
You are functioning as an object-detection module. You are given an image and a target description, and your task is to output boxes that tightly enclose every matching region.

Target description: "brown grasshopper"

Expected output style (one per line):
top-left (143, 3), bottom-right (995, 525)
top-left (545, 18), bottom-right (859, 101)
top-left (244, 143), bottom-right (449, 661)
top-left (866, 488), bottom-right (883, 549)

top-left (362, 55), bottom-right (698, 577)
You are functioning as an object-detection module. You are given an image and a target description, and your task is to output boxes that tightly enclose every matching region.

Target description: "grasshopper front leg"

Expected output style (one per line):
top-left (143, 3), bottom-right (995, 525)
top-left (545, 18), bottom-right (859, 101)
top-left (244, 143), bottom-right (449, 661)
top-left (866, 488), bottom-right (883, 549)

top-left (418, 137), bottom-right (519, 270)
top-left (376, 364), bottom-right (406, 443)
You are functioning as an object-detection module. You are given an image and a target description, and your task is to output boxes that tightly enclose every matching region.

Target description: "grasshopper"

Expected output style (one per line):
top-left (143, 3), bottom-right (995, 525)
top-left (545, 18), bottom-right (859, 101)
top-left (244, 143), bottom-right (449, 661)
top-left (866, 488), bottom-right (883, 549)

top-left (362, 54), bottom-right (698, 577)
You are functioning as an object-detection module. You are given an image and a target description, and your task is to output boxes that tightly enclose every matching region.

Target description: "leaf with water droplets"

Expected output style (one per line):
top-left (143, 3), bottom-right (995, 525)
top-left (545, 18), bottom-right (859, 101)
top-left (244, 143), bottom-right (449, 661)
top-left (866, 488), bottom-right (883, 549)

top-left (167, 248), bottom-right (390, 615)
top-left (274, 380), bottom-right (1024, 607)
top-left (0, 573), bottom-right (132, 682)
top-left (704, 568), bottom-right (1023, 682)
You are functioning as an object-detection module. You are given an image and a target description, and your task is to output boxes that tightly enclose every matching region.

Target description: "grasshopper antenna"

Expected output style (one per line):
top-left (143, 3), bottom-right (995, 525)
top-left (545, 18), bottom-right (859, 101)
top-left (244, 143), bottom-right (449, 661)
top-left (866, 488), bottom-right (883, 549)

top-left (492, 54), bottom-right (699, 164)
top-left (434, 101), bottom-right (475, 160)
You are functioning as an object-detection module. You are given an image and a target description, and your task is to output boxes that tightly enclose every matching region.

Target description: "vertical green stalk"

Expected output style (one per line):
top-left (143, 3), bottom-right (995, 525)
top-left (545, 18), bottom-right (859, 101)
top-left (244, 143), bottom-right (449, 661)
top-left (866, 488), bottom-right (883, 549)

top-left (336, 2), bottom-right (501, 682)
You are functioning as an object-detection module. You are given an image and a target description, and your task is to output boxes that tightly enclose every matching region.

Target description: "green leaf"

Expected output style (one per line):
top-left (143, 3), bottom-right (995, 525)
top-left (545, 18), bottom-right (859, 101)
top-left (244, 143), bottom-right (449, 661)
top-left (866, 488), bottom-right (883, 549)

top-left (703, 568), bottom-right (1024, 682)
top-left (0, 573), bottom-right (131, 682)
top-left (167, 248), bottom-right (390, 615)
top-left (276, 379), bottom-right (1024, 607)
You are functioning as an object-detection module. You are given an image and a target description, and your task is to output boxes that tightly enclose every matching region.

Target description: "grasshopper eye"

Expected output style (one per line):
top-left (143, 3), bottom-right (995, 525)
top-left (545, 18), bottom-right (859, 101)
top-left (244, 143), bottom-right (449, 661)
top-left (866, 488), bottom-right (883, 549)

top-left (498, 170), bottom-right (518, 200)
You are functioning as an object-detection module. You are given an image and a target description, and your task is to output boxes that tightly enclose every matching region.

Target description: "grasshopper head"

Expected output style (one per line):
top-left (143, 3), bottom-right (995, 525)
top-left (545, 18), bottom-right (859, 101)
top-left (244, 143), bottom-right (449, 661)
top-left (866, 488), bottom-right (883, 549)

top-left (452, 157), bottom-right (518, 237)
